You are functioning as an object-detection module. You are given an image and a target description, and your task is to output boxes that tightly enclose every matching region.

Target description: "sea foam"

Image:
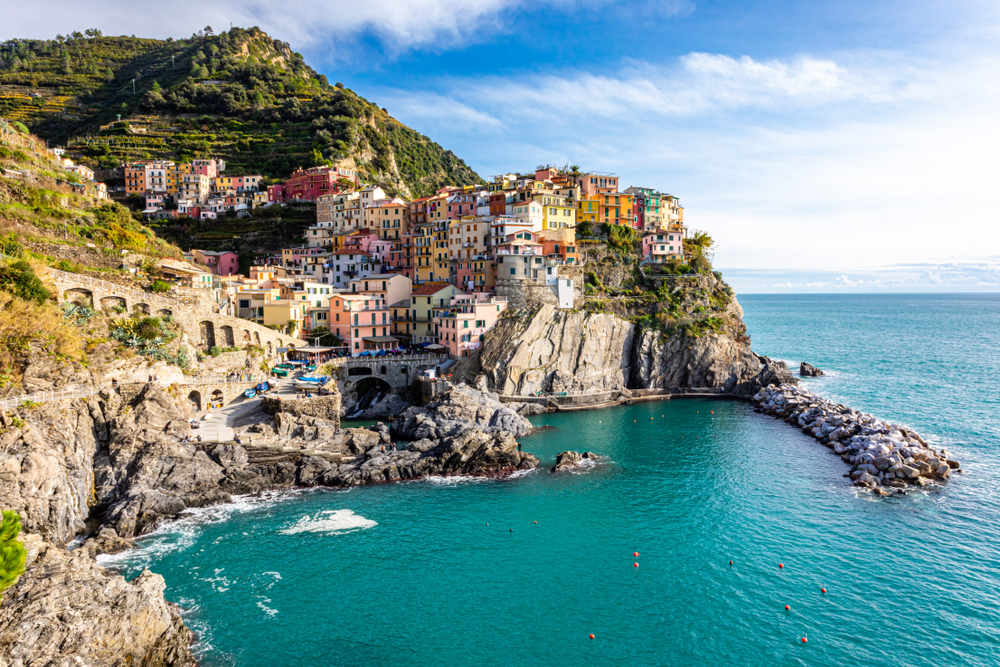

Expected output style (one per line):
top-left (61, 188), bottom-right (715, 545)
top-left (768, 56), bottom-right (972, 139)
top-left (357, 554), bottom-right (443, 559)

top-left (278, 509), bottom-right (377, 536)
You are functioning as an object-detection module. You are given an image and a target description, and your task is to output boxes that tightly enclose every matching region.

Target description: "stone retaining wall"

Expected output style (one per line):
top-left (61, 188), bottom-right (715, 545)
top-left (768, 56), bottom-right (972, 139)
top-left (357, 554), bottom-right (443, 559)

top-left (261, 395), bottom-right (341, 429)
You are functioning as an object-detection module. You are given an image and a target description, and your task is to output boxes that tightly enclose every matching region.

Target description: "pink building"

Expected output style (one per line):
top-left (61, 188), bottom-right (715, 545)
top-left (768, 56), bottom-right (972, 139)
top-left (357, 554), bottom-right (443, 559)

top-left (433, 294), bottom-right (508, 357)
top-left (642, 230), bottom-right (685, 262)
top-left (191, 249), bottom-right (239, 276)
top-left (578, 172), bottom-right (619, 195)
top-left (267, 165), bottom-right (359, 203)
top-left (191, 159), bottom-right (225, 179)
top-left (343, 230), bottom-right (393, 262)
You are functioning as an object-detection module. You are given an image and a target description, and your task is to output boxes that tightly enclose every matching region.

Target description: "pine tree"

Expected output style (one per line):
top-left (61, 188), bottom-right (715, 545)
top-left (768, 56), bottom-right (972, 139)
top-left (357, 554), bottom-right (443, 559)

top-left (0, 511), bottom-right (26, 594)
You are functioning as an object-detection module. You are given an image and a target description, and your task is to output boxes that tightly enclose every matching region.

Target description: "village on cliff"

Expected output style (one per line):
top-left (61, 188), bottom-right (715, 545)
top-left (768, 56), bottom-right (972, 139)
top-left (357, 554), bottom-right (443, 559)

top-left (64, 156), bottom-right (689, 358)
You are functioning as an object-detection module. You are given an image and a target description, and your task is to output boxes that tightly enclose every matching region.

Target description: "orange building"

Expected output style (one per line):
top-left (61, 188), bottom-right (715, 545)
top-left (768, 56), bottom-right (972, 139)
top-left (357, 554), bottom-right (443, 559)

top-left (125, 163), bottom-right (148, 195)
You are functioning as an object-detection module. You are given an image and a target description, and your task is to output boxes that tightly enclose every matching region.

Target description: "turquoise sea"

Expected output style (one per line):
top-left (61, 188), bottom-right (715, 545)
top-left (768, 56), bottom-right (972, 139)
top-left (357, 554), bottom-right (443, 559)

top-left (104, 293), bottom-right (1000, 666)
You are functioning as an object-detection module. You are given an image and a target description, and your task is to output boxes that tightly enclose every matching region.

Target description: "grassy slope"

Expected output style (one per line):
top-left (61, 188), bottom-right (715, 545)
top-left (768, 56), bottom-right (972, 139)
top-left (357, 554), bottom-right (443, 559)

top-left (0, 28), bottom-right (481, 198)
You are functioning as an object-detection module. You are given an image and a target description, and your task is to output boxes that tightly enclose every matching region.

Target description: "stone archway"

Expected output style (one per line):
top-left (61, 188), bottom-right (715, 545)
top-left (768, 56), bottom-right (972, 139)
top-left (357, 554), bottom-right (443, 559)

top-left (254, 331), bottom-right (261, 346)
top-left (199, 321), bottom-right (216, 351)
top-left (220, 325), bottom-right (235, 347)
top-left (188, 390), bottom-right (202, 411)
top-left (100, 296), bottom-right (127, 312)
top-left (64, 288), bottom-right (92, 307)
top-left (243, 329), bottom-right (251, 344)
top-left (210, 389), bottom-right (224, 408)
top-left (133, 303), bottom-right (150, 314)
top-left (157, 309), bottom-right (172, 318)
top-left (266, 340), bottom-right (273, 357)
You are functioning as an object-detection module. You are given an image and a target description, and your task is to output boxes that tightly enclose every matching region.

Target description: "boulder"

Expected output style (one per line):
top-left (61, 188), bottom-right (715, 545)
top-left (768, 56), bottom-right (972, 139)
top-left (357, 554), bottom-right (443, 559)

top-left (551, 451), bottom-right (598, 473)
top-left (391, 384), bottom-right (532, 441)
top-left (800, 362), bottom-right (825, 377)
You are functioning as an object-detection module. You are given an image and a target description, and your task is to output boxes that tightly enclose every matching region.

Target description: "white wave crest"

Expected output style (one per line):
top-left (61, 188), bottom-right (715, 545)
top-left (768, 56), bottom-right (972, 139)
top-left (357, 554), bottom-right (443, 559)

top-left (278, 509), bottom-right (377, 536)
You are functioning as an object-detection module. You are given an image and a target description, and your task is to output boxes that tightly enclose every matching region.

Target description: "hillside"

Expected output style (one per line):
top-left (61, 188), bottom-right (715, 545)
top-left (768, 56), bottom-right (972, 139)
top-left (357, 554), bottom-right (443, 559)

top-left (0, 27), bottom-right (481, 197)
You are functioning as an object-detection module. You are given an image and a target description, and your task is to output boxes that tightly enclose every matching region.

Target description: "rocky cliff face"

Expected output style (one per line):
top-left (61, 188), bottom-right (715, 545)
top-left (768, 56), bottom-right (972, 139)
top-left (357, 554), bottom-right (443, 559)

top-left (0, 534), bottom-right (194, 666)
top-left (480, 295), bottom-right (794, 397)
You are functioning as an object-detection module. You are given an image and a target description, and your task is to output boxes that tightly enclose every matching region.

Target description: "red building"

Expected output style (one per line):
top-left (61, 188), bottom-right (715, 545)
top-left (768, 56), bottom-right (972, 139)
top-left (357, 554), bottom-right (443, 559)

top-left (267, 166), bottom-right (359, 203)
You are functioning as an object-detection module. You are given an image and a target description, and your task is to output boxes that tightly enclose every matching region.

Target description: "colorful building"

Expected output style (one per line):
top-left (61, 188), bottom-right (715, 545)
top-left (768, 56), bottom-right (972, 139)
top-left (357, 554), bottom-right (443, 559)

top-left (191, 249), bottom-right (240, 276)
top-left (432, 294), bottom-right (508, 357)
top-left (409, 282), bottom-right (461, 343)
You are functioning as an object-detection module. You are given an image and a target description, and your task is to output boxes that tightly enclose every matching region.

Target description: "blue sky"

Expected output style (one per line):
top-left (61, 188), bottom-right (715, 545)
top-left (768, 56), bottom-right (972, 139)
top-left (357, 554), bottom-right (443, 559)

top-left (5, 1), bottom-right (999, 292)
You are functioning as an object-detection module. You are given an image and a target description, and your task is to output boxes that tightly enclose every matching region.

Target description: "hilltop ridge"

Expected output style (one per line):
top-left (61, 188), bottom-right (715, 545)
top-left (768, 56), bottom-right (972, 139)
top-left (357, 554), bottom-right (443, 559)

top-left (0, 27), bottom-right (481, 197)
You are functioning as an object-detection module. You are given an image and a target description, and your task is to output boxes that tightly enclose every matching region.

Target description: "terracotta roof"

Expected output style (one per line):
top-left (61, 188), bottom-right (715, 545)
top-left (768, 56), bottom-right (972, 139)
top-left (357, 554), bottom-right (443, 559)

top-left (411, 282), bottom-right (453, 296)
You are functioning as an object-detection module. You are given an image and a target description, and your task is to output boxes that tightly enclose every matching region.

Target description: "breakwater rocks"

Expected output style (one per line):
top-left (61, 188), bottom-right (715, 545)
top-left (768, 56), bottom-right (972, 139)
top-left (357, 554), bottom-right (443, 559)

top-left (753, 385), bottom-right (960, 495)
top-left (800, 362), bottom-right (824, 377)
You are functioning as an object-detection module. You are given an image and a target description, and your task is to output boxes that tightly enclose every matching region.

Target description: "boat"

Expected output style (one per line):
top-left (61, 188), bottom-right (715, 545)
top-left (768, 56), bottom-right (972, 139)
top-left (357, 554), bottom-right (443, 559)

top-left (297, 375), bottom-right (328, 384)
top-left (304, 364), bottom-right (317, 372)
top-left (256, 382), bottom-right (268, 393)
top-left (274, 363), bottom-right (295, 370)
top-left (271, 368), bottom-right (289, 378)
top-left (267, 378), bottom-right (280, 387)
top-left (244, 388), bottom-right (257, 399)
top-left (202, 412), bottom-right (213, 421)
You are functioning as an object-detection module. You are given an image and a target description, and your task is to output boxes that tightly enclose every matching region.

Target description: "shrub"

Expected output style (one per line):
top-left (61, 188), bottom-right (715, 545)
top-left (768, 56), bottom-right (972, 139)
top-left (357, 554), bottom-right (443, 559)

top-left (0, 511), bottom-right (26, 594)
top-left (149, 279), bottom-right (171, 293)
top-left (0, 260), bottom-right (50, 306)
top-left (209, 345), bottom-right (222, 357)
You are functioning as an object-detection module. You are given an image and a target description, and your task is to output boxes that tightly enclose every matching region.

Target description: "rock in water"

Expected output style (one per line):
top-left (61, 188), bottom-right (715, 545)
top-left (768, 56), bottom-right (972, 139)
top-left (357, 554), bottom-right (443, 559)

top-left (0, 534), bottom-right (194, 666)
top-left (391, 384), bottom-right (532, 441)
top-left (551, 451), bottom-right (598, 472)
top-left (800, 362), bottom-right (825, 377)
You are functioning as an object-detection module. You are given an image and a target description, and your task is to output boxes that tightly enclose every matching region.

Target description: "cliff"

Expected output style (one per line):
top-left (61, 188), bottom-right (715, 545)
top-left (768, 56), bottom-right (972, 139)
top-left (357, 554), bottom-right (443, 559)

top-left (480, 272), bottom-right (793, 397)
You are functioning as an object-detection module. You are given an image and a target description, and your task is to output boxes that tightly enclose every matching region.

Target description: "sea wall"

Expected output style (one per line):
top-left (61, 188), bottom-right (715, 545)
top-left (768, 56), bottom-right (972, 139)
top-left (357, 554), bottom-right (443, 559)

top-left (261, 394), bottom-right (342, 427)
top-left (753, 385), bottom-right (961, 495)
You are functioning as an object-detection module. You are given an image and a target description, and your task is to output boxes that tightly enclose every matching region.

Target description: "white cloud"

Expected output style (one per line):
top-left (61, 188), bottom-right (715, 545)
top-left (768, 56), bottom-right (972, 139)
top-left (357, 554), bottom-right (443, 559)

top-left (0, 0), bottom-right (693, 55)
top-left (374, 45), bottom-right (1000, 282)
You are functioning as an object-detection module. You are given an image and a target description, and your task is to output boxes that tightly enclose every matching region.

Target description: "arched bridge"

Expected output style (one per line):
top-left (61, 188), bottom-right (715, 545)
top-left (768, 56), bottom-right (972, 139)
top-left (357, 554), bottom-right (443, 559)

top-left (331, 355), bottom-right (448, 394)
top-left (51, 269), bottom-right (306, 357)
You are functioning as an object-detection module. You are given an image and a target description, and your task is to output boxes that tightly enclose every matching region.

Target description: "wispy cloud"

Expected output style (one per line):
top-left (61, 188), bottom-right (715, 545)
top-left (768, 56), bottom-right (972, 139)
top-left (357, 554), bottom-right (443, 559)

top-left (1, 0), bottom-right (694, 56)
top-left (721, 259), bottom-right (1000, 293)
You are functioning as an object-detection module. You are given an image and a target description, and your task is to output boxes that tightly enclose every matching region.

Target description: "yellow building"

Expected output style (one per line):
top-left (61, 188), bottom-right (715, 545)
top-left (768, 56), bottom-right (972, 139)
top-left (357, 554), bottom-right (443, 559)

top-left (166, 163), bottom-right (192, 195)
top-left (262, 300), bottom-right (309, 337)
top-left (409, 282), bottom-right (462, 343)
top-left (577, 193), bottom-right (600, 226)
top-left (537, 194), bottom-right (576, 230)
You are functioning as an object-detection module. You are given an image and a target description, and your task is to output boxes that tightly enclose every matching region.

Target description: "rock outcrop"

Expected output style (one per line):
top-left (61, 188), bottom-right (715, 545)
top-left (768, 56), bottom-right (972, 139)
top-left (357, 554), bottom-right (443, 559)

top-left (391, 384), bottom-right (532, 441)
top-left (481, 301), bottom-right (794, 397)
top-left (800, 362), bottom-right (824, 377)
top-left (0, 534), bottom-right (194, 666)
top-left (551, 451), bottom-right (598, 472)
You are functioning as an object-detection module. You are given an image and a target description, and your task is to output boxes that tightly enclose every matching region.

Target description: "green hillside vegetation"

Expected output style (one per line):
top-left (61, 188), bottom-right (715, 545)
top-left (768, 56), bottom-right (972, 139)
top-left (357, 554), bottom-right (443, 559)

top-left (0, 119), bottom-right (181, 263)
top-left (0, 27), bottom-right (482, 197)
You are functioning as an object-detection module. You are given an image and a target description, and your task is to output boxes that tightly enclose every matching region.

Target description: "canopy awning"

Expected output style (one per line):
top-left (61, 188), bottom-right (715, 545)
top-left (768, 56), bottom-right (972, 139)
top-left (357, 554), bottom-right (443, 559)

top-left (362, 336), bottom-right (399, 343)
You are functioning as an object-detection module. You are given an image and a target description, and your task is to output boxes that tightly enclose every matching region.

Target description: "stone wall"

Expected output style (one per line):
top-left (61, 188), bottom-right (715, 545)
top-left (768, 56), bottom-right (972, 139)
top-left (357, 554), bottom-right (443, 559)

top-left (261, 394), bottom-right (341, 428)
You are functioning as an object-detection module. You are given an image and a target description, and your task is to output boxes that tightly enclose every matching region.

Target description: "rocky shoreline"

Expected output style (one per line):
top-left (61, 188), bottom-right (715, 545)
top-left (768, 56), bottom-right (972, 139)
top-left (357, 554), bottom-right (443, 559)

top-left (752, 385), bottom-right (960, 495)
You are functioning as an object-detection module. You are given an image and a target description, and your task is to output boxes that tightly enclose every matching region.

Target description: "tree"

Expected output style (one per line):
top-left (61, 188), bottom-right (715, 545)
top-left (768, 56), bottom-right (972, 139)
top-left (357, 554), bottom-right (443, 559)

top-left (0, 511), bottom-right (27, 594)
top-left (204, 26), bottom-right (214, 36)
top-left (308, 326), bottom-right (341, 346)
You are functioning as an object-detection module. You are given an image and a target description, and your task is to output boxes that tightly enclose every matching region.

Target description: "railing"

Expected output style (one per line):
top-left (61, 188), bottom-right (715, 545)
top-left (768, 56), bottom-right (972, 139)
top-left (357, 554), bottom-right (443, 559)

top-left (0, 386), bottom-right (102, 411)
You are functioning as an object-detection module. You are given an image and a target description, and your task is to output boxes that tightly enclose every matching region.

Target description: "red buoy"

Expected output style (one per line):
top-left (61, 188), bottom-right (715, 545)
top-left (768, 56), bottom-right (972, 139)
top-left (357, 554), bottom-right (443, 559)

top-left (633, 552), bottom-right (639, 557)
top-left (634, 562), bottom-right (639, 568)
top-left (821, 588), bottom-right (827, 594)
top-left (729, 560), bottom-right (733, 565)
top-left (589, 634), bottom-right (595, 639)
top-left (784, 605), bottom-right (790, 611)
top-left (801, 637), bottom-right (807, 643)
top-left (510, 528), bottom-right (513, 532)
top-left (711, 411), bottom-right (714, 414)
top-left (779, 564), bottom-right (784, 569)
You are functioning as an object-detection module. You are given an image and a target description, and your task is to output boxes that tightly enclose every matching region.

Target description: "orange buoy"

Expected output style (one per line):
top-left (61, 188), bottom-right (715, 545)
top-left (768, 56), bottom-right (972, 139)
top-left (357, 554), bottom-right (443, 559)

top-left (821, 588), bottom-right (827, 593)
top-left (634, 562), bottom-right (638, 568)
top-left (801, 637), bottom-right (807, 643)
top-left (729, 560), bottom-right (733, 565)
top-left (510, 528), bottom-right (513, 532)
top-left (534, 521), bottom-right (537, 524)
top-left (784, 605), bottom-right (790, 610)
top-left (589, 634), bottom-right (595, 639)
top-left (779, 564), bottom-right (784, 569)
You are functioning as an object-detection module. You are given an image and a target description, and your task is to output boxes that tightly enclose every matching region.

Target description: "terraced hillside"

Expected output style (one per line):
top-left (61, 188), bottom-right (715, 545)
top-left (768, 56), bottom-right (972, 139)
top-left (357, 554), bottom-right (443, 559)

top-left (0, 28), bottom-right (481, 197)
